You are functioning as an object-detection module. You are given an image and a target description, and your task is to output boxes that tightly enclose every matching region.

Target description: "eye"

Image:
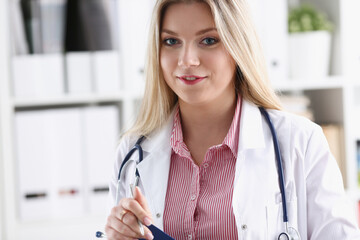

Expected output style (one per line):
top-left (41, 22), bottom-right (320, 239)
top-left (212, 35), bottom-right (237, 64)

top-left (163, 38), bottom-right (179, 46)
top-left (201, 37), bottom-right (219, 45)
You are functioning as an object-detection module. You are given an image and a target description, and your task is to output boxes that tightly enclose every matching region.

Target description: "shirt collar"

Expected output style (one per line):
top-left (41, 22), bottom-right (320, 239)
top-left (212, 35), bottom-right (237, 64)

top-left (223, 96), bottom-right (242, 157)
top-left (169, 107), bottom-right (192, 159)
top-left (170, 96), bottom-right (242, 159)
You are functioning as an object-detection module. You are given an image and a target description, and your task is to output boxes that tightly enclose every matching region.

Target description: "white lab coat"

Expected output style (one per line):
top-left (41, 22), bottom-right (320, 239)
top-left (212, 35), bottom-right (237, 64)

top-left (109, 100), bottom-right (360, 239)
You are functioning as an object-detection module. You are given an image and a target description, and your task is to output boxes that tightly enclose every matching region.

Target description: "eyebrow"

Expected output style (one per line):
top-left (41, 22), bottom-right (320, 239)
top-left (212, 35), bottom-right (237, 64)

top-left (161, 27), bottom-right (217, 36)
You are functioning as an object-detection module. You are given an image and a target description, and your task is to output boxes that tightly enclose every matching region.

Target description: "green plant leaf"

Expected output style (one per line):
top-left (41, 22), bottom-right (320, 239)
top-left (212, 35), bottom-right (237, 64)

top-left (288, 4), bottom-right (333, 33)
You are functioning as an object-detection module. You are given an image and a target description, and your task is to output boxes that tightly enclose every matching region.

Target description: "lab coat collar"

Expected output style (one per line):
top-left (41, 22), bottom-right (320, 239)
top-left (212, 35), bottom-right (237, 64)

top-left (136, 108), bottom-right (176, 228)
top-left (140, 99), bottom-right (265, 153)
top-left (141, 108), bottom-right (175, 153)
top-left (238, 100), bottom-right (265, 151)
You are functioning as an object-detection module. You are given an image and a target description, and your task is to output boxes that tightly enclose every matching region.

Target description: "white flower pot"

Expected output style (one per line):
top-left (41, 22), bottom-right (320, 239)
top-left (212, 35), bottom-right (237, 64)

top-left (288, 31), bottom-right (331, 79)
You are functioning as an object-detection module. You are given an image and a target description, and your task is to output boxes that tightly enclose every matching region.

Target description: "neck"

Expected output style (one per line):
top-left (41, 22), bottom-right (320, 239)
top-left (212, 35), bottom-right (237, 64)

top-left (179, 92), bottom-right (237, 147)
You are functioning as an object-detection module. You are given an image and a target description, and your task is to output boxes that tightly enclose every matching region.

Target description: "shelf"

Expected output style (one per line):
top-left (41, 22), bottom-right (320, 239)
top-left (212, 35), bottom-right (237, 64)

top-left (273, 75), bottom-right (346, 91)
top-left (12, 91), bottom-right (143, 108)
top-left (7, 215), bottom-right (106, 239)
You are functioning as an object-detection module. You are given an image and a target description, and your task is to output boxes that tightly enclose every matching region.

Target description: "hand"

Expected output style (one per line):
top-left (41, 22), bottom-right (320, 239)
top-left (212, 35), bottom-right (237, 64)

top-left (105, 187), bottom-right (154, 240)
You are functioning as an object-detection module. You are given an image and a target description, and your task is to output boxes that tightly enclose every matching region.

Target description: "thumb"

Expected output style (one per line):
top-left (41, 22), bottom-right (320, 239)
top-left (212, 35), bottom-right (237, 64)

top-left (134, 187), bottom-right (153, 223)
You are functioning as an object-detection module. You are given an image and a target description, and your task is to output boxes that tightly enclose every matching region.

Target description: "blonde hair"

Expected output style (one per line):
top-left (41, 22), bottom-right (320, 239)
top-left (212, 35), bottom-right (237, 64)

top-left (126, 0), bottom-right (282, 136)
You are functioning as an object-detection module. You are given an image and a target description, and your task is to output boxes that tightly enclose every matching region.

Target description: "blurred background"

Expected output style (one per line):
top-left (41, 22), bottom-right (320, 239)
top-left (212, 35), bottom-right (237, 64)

top-left (0, 0), bottom-right (360, 239)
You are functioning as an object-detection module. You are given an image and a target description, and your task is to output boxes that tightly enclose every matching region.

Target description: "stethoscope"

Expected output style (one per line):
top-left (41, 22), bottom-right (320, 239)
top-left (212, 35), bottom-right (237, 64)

top-left (114, 107), bottom-right (301, 240)
top-left (259, 107), bottom-right (300, 240)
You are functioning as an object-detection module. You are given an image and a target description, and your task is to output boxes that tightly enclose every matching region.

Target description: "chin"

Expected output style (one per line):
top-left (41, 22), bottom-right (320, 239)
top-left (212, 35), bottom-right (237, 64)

top-left (178, 95), bottom-right (210, 106)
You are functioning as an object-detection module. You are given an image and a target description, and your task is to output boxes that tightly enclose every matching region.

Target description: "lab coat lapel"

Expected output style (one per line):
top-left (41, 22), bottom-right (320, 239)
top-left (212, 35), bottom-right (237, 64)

top-left (232, 100), bottom-right (280, 237)
top-left (233, 100), bottom-right (266, 205)
top-left (237, 100), bottom-right (265, 151)
top-left (136, 111), bottom-right (175, 230)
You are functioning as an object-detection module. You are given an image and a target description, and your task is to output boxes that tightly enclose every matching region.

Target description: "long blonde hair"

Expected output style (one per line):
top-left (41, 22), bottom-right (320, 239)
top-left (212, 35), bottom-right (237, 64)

top-left (126, 0), bottom-right (281, 136)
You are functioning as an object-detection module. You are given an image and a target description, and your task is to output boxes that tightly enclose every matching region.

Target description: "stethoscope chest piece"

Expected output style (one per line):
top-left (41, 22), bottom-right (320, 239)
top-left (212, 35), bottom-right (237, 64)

top-left (278, 232), bottom-right (291, 240)
top-left (278, 226), bottom-right (301, 240)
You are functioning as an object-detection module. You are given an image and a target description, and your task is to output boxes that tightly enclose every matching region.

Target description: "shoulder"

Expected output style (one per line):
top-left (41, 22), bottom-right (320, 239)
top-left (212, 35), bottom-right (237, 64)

top-left (115, 134), bottom-right (139, 160)
top-left (266, 108), bottom-right (322, 139)
top-left (116, 106), bottom-right (176, 157)
top-left (265, 109), bottom-right (338, 180)
top-left (265, 109), bottom-right (328, 162)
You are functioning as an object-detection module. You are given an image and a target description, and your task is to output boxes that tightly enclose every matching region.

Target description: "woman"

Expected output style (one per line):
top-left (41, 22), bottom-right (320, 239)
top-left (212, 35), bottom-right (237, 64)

top-left (105, 0), bottom-right (360, 239)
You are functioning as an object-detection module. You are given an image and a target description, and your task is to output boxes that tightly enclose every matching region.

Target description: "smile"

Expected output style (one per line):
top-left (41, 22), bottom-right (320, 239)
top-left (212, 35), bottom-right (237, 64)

top-left (177, 75), bottom-right (207, 85)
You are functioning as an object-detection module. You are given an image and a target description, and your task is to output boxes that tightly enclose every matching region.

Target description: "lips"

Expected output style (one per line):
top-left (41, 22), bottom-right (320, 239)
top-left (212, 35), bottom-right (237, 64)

top-left (177, 75), bottom-right (206, 85)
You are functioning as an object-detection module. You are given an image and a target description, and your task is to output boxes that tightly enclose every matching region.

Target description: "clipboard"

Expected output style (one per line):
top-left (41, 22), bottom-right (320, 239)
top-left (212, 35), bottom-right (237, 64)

top-left (139, 224), bottom-right (175, 240)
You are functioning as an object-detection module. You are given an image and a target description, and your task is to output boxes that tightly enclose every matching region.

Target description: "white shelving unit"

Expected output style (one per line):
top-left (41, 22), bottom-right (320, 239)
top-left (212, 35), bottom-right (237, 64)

top-left (1, 0), bottom-right (360, 239)
top-left (264, 0), bottom-right (360, 222)
top-left (13, 92), bottom-right (143, 108)
top-left (0, 0), bottom-right (12, 239)
top-left (273, 75), bottom-right (347, 91)
top-left (0, 0), bottom-right (153, 239)
top-left (294, 0), bottom-right (360, 200)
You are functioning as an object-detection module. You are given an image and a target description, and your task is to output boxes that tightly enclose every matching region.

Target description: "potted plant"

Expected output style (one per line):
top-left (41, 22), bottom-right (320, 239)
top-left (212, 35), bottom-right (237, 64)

top-left (288, 4), bottom-right (333, 79)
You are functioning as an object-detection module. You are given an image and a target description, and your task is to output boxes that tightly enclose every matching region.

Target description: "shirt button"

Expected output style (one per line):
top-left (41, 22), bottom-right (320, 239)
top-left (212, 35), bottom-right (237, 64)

top-left (156, 213), bottom-right (161, 218)
top-left (187, 234), bottom-right (192, 240)
top-left (241, 224), bottom-right (247, 230)
top-left (203, 163), bottom-right (209, 168)
top-left (190, 195), bottom-right (196, 201)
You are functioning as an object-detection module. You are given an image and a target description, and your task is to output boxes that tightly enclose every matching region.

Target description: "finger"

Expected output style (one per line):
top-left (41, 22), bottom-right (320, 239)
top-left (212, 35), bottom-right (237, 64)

top-left (133, 187), bottom-right (153, 226)
top-left (105, 225), bottom-right (137, 240)
top-left (106, 215), bottom-right (138, 239)
top-left (134, 187), bottom-right (150, 213)
top-left (108, 204), bottom-right (154, 240)
top-left (111, 205), bottom-right (127, 222)
top-left (143, 226), bottom-right (154, 240)
top-left (122, 211), bottom-right (154, 239)
top-left (122, 211), bottom-right (141, 233)
top-left (120, 198), bottom-right (152, 227)
top-left (108, 207), bottom-right (139, 238)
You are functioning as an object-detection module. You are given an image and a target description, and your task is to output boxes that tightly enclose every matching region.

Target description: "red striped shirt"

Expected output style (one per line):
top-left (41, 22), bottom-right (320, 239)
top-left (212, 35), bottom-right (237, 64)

top-left (163, 97), bottom-right (242, 240)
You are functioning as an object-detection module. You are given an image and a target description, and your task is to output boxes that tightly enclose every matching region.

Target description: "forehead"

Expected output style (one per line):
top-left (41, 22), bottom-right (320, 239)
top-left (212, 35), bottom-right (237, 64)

top-left (161, 2), bottom-right (216, 33)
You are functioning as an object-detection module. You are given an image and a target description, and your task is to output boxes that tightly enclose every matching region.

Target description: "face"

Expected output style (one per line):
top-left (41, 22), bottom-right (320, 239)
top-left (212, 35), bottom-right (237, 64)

top-left (160, 2), bottom-right (236, 107)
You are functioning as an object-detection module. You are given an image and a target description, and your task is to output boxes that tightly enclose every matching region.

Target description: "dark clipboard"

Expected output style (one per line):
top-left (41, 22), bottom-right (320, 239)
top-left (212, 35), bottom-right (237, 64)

top-left (139, 224), bottom-right (175, 240)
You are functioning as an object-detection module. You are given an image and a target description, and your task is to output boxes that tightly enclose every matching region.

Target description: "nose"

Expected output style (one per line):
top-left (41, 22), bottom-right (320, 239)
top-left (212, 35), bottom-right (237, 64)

top-left (178, 44), bottom-right (200, 68)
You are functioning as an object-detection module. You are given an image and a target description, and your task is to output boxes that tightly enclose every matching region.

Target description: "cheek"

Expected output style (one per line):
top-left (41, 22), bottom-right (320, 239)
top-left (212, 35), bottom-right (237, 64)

top-left (160, 50), bottom-right (178, 91)
top-left (204, 50), bottom-right (235, 78)
top-left (160, 50), bottom-right (176, 77)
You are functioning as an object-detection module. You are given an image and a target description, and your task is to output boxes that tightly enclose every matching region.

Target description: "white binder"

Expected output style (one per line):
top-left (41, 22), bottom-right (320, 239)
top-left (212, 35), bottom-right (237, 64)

top-left (15, 110), bottom-right (53, 221)
top-left (15, 108), bottom-right (84, 221)
top-left (12, 54), bottom-right (65, 98)
top-left (118, 0), bottom-right (153, 92)
top-left (248, 0), bottom-right (288, 83)
top-left (65, 52), bottom-right (93, 95)
top-left (92, 51), bottom-right (122, 94)
top-left (339, 0), bottom-right (360, 77)
top-left (82, 106), bottom-right (119, 215)
top-left (44, 108), bottom-right (84, 218)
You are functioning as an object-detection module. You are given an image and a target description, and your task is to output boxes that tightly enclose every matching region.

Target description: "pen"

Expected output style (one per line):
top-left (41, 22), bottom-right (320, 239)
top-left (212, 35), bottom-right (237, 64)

top-left (130, 175), bottom-right (145, 235)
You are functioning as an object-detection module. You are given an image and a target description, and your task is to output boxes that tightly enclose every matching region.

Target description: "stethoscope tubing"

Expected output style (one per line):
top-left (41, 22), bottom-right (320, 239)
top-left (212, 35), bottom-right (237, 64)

top-left (259, 107), bottom-right (289, 223)
top-left (118, 135), bottom-right (145, 180)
